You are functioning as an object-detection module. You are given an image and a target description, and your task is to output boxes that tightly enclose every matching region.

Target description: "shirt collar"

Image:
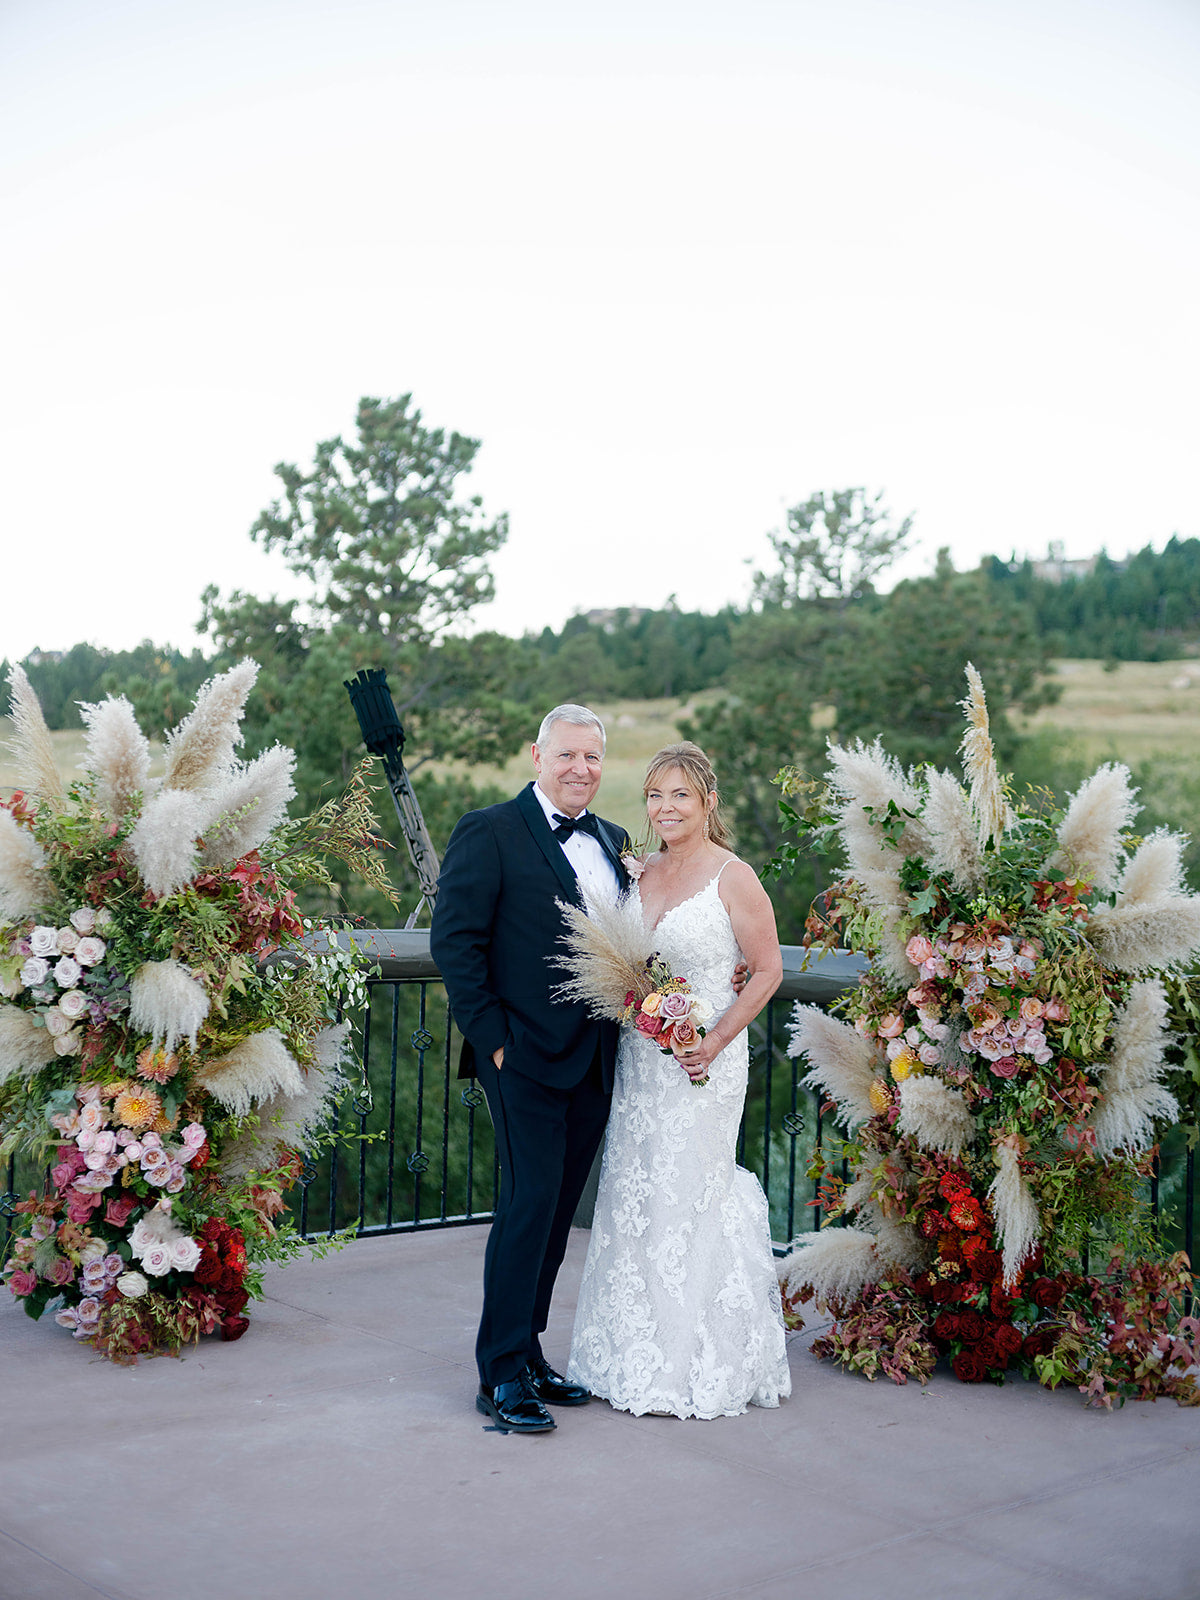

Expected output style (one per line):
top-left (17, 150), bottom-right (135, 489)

top-left (532, 781), bottom-right (589, 827)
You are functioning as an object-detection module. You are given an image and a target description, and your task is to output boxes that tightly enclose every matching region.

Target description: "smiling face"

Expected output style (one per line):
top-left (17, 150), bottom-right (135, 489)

top-left (645, 765), bottom-right (715, 848)
top-left (532, 720), bottom-right (604, 817)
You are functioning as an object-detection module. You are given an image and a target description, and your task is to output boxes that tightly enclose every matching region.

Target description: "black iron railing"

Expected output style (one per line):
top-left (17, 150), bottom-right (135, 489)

top-left (3, 932), bottom-right (1196, 1265)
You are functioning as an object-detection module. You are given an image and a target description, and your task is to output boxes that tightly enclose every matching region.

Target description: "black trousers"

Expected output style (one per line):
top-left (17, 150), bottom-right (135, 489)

top-left (473, 1045), bottom-right (611, 1388)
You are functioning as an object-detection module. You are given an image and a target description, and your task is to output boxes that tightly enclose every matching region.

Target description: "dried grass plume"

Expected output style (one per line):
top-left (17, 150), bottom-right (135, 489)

top-left (162, 660), bottom-right (258, 793)
top-left (0, 808), bottom-right (50, 922)
top-left (192, 1028), bottom-right (306, 1117)
top-left (922, 767), bottom-right (984, 889)
top-left (552, 893), bottom-right (656, 1021)
top-left (987, 1142), bottom-right (1040, 1288)
top-left (5, 665), bottom-right (65, 811)
top-left (129, 960), bottom-right (210, 1052)
top-left (896, 1075), bottom-right (976, 1155)
top-left (959, 664), bottom-right (1009, 847)
top-left (128, 789), bottom-right (213, 898)
top-left (0, 1003), bottom-right (59, 1085)
top-left (1051, 763), bottom-right (1138, 892)
top-left (779, 1229), bottom-right (884, 1312)
top-left (79, 696), bottom-right (151, 821)
top-left (199, 745), bottom-right (297, 870)
top-left (791, 1005), bottom-right (879, 1127)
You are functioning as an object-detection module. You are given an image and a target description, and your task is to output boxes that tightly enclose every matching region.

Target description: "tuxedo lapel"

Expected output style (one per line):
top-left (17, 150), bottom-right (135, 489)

top-left (515, 783), bottom-right (584, 906)
top-left (595, 817), bottom-right (631, 891)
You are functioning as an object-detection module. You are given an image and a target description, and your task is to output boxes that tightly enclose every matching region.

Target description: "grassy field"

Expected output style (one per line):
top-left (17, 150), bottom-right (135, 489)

top-left (4, 660), bottom-right (1200, 843)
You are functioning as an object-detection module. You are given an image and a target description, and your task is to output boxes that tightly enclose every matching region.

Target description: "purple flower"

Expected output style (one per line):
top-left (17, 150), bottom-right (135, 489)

top-left (658, 992), bottom-right (692, 1021)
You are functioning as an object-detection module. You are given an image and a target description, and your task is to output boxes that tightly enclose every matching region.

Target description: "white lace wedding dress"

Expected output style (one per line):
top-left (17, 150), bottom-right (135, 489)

top-left (567, 866), bottom-right (791, 1419)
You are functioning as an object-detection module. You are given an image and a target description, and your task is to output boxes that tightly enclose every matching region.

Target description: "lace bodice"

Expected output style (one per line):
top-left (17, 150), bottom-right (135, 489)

top-left (568, 862), bottom-right (790, 1419)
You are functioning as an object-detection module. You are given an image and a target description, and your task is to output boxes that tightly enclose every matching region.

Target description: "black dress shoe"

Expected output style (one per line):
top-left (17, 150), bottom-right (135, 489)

top-left (525, 1356), bottom-right (591, 1406)
top-left (476, 1375), bottom-right (556, 1433)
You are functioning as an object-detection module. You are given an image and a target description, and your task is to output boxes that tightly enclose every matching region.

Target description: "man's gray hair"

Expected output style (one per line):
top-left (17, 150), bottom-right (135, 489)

top-left (535, 704), bottom-right (607, 753)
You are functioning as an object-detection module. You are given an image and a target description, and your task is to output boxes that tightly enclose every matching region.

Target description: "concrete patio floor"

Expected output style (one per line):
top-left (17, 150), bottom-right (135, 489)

top-left (2, 1225), bottom-right (1199, 1600)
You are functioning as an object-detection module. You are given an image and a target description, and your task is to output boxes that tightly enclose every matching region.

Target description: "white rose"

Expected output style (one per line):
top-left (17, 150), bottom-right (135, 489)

top-left (59, 988), bottom-right (90, 1020)
top-left (79, 1239), bottom-right (107, 1267)
top-left (116, 1270), bottom-right (149, 1299)
top-left (53, 1029), bottom-right (82, 1056)
top-left (170, 1235), bottom-right (202, 1273)
top-left (0, 971), bottom-right (22, 998)
top-left (95, 907), bottom-right (114, 930)
top-left (70, 907), bottom-right (97, 935)
top-left (29, 925), bottom-right (58, 957)
top-left (141, 1243), bottom-right (173, 1276)
top-left (20, 956), bottom-right (49, 986)
top-left (56, 927), bottom-right (80, 954)
top-left (43, 1007), bottom-right (72, 1036)
top-left (53, 955), bottom-right (81, 988)
top-left (689, 997), bottom-right (714, 1026)
top-left (74, 937), bottom-right (107, 967)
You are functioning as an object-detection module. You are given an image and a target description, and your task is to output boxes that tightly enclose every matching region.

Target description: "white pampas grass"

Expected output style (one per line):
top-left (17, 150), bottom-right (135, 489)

top-left (871, 1214), bottom-right (932, 1275)
top-left (1089, 832), bottom-right (1200, 974)
top-left (127, 789), bottom-right (213, 897)
top-left (552, 892), bottom-right (656, 1020)
top-left (1051, 763), bottom-right (1138, 891)
top-left (192, 1028), bottom-right (306, 1117)
top-left (896, 1075), bottom-right (976, 1155)
top-left (0, 808), bottom-right (50, 921)
top-left (987, 1143), bottom-right (1040, 1288)
top-left (959, 664), bottom-right (1010, 846)
top-left (79, 696), bottom-right (151, 820)
top-left (791, 1004), bottom-right (879, 1127)
top-left (5, 665), bottom-right (66, 811)
top-left (129, 960), bottom-right (210, 1052)
top-left (826, 738), bottom-right (931, 867)
top-left (923, 767), bottom-right (984, 889)
top-left (215, 1026), bottom-right (348, 1182)
top-left (878, 909), bottom-right (920, 986)
top-left (199, 745), bottom-right (296, 869)
top-left (162, 659), bottom-right (258, 793)
top-left (0, 1004), bottom-right (58, 1085)
top-left (780, 1228), bottom-right (883, 1311)
top-left (1088, 980), bottom-right (1178, 1156)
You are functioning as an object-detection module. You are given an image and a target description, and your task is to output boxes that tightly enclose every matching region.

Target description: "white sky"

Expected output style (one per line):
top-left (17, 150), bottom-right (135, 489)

top-left (2, 0), bottom-right (1197, 659)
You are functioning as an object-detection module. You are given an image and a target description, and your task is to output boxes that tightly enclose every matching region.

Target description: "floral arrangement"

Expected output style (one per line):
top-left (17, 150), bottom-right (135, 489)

top-left (0, 661), bottom-right (390, 1362)
top-left (552, 892), bottom-right (714, 1084)
top-left (778, 666), bottom-right (1200, 1407)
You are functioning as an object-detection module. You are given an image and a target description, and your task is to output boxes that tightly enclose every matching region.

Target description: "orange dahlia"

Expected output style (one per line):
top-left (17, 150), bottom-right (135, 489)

top-left (113, 1085), bottom-right (162, 1131)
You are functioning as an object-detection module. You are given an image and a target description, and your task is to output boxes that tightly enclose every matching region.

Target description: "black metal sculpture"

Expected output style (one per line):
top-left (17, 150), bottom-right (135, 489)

top-left (344, 667), bottom-right (440, 926)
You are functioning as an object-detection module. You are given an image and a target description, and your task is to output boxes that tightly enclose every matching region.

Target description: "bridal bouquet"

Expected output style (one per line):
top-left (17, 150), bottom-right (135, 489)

top-left (1, 661), bottom-right (392, 1363)
top-left (778, 666), bottom-right (1200, 1407)
top-left (553, 895), bottom-right (714, 1084)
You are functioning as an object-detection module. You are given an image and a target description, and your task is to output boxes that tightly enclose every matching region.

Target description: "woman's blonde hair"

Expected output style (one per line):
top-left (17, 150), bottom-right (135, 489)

top-left (642, 741), bottom-right (732, 850)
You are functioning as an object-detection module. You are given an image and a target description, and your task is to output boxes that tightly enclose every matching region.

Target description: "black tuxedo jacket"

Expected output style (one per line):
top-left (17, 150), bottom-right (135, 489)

top-left (430, 783), bottom-right (630, 1090)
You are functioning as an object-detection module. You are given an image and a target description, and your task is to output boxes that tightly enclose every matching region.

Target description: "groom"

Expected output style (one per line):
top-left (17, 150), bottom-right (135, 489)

top-left (431, 704), bottom-right (631, 1434)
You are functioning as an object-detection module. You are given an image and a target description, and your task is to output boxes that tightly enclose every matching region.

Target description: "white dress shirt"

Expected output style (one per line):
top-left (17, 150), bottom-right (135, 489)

top-left (532, 782), bottom-right (620, 906)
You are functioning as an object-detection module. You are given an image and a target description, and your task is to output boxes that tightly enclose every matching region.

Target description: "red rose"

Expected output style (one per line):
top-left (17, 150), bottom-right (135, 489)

top-left (635, 1011), bottom-right (664, 1038)
top-left (193, 1251), bottom-right (223, 1287)
top-left (104, 1195), bottom-right (138, 1228)
top-left (953, 1350), bottom-right (987, 1382)
top-left (1032, 1277), bottom-right (1065, 1309)
top-left (996, 1323), bottom-right (1024, 1358)
top-left (976, 1251), bottom-right (1004, 1282)
top-left (975, 1334), bottom-right (1005, 1370)
top-left (932, 1311), bottom-right (961, 1341)
top-left (1022, 1329), bottom-right (1057, 1360)
top-left (220, 1286), bottom-right (250, 1315)
top-left (957, 1309), bottom-right (985, 1343)
top-left (925, 1279), bottom-right (954, 1304)
top-left (989, 1285), bottom-right (1014, 1318)
top-left (220, 1314), bottom-right (250, 1342)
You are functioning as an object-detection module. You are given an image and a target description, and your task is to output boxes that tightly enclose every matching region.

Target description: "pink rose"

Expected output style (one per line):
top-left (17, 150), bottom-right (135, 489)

top-left (8, 1267), bottom-right (37, 1296)
top-left (47, 1257), bottom-right (76, 1287)
top-left (50, 1162), bottom-right (76, 1190)
top-left (659, 992), bottom-right (691, 1021)
top-left (58, 989), bottom-right (90, 1020)
top-left (55, 927), bottom-right (80, 954)
top-left (669, 1018), bottom-right (700, 1055)
top-left (75, 937), bottom-right (106, 967)
top-left (70, 906), bottom-right (97, 935)
top-left (54, 1307), bottom-right (80, 1329)
top-left (43, 1008), bottom-right (72, 1038)
top-left (77, 1104), bottom-right (104, 1137)
top-left (75, 1296), bottom-right (102, 1328)
top-left (877, 1013), bottom-right (905, 1039)
top-left (918, 1043), bottom-right (942, 1067)
top-left (171, 1235), bottom-right (202, 1273)
top-left (975, 1034), bottom-right (1004, 1062)
top-left (990, 1055), bottom-right (1021, 1079)
top-left (77, 1084), bottom-right (103, 1105)
top-left (905, 935), bottom-right (934, 965)
top-left (181, 1122), bottom-right (207, 1149)
top-left (141, 1243), bottom-right (173, 1276)
top-left (67, 1195), bottom-right (101, 1223)
top-left (634, 1011), bottom-right (664, 1038)
top-left (621, 855), bottom-right (646, 881)
top-left (1043, 996), bottom-right (1070, 1023)
top-left (53, 1030), bottom-right (82, 1056)
top-left (104, 1195), bottom-right (138, 1228)
top-left (1019, 997), bottom-right (1044, 1022)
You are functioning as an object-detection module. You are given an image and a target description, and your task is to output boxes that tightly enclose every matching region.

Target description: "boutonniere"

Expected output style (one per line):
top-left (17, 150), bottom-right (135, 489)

top-left (621, 854), bottom-right (646, 881)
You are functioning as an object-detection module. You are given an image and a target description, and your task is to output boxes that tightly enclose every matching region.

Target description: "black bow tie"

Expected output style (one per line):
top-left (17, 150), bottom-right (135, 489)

top-left (552, 811), bottom-right (600, 842)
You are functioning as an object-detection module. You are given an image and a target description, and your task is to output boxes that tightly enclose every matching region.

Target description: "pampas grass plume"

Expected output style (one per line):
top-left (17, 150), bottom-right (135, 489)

top-left (0, 1003), bottom-right (58, 1085)
top-left (779, 1228), bottom-right (882, 1311)
top-left (1090, 1085), bottom-right (1178, 1158)
top-left (199, 744), bottom-right (296, 869)
top-left (923, 767), bottom-right (983, 889)
top-left (959, 664), bottom-right (1009, 846)
top-left (79, 696), bottom-right (150, 820)
top-left (871, 1215), bottom-right (932, 1275)
top-left (896, 1075), bottom-right (976, 1155)
top-left (1104, 980), bottom-right (1169, 1096)
top-left (792, 1004), bottom-right (878, 1127)
top-left (215, 1025), bottom-right (348, 1182)
top-left (1052, 763), bottom-right (1138, 891)
top-left (1117, 829), bottom-right (1186, 906)
top-left (128, 789), bottom-right (212, 897)
top-left (162, 659), bottom-right (258, 793)
top-left (193, 1027), bottom-right (305, 1117)
top-left (826, 738), bottom-right (931, 864)
top-left (0, 808), bottom-right (49, 921)
top-left (129, 960), bottom-right (210, 1052)
top-left (987, 1143), bottom-right (1040, 1288)
top-left (1090, 895), bottom-right (1200, 974)
top-left (5, 665), bottom-right (65, 811)
top-left (552, 892), bottom-right (656, 1020)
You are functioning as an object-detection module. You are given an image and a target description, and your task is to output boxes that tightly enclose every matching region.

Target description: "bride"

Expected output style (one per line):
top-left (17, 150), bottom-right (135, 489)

top-left (567, 742), bottom-right (792, 1419)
